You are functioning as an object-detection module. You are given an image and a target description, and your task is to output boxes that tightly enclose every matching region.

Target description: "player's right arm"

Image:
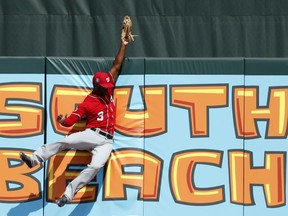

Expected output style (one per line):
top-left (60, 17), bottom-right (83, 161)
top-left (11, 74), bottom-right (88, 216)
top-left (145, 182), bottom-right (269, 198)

top-left (57, 103), bottom-right (84, 127)
top-left (57, 114), bottom-right (79, 127)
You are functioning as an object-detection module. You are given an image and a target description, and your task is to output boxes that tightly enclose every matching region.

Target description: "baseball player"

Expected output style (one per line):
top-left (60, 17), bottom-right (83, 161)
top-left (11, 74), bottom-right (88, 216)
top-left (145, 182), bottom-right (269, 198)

top-left (19, 39), bottom-right (130, 207)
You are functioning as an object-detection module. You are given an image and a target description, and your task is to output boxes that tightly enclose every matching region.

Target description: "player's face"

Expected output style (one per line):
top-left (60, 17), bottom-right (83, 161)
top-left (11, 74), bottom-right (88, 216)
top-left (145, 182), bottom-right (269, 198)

top-left (93, 84), bottom-right (108, 96)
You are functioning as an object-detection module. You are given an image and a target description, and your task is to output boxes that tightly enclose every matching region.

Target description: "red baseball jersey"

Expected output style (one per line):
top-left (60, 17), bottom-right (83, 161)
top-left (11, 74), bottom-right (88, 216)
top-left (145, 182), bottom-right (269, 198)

top-left (63, 72), bottom-right (116, 134)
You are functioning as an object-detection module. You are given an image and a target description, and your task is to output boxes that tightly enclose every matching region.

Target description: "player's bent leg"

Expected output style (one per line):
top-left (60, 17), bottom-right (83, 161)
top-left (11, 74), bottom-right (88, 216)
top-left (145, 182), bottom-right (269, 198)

top-left (63, 163), bottom-right (101, 202)
top-left (56, 194), bottom-right (69, 207)
top-left (61, 142), bottom-right (113, 202)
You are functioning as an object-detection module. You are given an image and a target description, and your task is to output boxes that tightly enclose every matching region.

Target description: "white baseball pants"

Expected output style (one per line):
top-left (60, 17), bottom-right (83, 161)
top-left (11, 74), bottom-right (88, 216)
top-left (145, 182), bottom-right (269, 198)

top-left (30, 128), bottom-right (113, 200)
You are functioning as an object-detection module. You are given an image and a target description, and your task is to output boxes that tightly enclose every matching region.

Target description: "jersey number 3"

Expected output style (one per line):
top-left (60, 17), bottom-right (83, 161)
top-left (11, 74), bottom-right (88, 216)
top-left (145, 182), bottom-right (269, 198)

top-left (97, 111), bottom-right (104, 121)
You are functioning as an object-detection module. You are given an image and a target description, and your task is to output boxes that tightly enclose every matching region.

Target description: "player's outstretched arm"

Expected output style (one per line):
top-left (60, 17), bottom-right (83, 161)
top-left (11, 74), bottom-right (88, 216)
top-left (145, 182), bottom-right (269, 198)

top-left (110, 15), bottom-right (134, 81)
top-left (110, 40), bottom-right (129, 81)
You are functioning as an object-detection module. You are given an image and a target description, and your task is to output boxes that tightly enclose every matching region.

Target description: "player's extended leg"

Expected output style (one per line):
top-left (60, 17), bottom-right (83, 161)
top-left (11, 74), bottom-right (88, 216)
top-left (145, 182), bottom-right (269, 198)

top-left (58, 141), bottom-right (113, 205)
top-left (20, 129), bottom-right (98, 168)
top-left (20, 141), bottom-right (68, 168)
top-left (20, 135), bottom-right (72, 168)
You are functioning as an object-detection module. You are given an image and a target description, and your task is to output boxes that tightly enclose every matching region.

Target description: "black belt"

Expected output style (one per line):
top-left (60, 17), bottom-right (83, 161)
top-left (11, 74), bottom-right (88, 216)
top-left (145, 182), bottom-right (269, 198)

top-left (90, 128), bottom-right (113, 139)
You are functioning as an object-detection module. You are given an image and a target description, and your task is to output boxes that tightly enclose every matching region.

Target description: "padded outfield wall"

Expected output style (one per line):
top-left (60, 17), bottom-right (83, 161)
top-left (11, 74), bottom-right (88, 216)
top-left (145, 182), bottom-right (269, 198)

top-left (0, 57), bottom-right (288, 215)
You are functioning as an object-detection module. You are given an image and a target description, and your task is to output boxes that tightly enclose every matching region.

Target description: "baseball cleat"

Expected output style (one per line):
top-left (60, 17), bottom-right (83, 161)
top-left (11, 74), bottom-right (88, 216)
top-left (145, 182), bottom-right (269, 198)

top-left (19, 152), bottom-right (33, 168)
top-left (56, 195), bottom-right (68, 207)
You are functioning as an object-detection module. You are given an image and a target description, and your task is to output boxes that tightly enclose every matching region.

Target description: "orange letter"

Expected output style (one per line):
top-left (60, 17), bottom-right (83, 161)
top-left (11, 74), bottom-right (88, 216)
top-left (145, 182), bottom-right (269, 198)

top-left (171, 85), bottom-right (228, 137)
top-left (0, 83), bottom-right (43, 137)
top-left (114, 86), bottom-right (167, 137)
top-left (170, 150), bottom-right (224, 205)
top-left (46, 150), bottom-right (97, 203)
top-left (229, 150), bottom-right (285, 207)
top-left (50, 86), bottom-right (90, 134)
top-left (0, 149), bottom-right (42, 202)
top-left (104, 149), bottom-right (163, 200)
top-left (233, 87), bottom-right (288, 138)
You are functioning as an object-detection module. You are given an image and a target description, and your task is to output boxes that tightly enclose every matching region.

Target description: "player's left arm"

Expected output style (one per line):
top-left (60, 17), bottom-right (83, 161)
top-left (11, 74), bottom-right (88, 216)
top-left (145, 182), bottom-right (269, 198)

top-left (109, 40), bottom-right (129, 82)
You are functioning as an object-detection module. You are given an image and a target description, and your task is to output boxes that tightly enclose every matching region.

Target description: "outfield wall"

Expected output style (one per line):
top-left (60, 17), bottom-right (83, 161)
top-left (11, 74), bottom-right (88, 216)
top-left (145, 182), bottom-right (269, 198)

top-left (3, 0), bottom-right (288, 57)
top-left (0, 57), bottom-right (287, 216)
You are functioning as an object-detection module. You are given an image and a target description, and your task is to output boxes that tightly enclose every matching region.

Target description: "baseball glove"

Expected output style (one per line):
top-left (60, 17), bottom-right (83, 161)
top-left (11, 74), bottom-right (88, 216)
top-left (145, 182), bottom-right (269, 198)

top-left (121, 16), bottom-right (134, 42)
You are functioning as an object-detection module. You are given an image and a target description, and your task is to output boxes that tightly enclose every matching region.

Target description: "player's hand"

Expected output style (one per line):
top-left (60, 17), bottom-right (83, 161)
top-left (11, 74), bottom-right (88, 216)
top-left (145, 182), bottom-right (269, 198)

top-left (57, 114), bottom-right (67, 124)
top-left (122, 39), bottom-right (129, 46)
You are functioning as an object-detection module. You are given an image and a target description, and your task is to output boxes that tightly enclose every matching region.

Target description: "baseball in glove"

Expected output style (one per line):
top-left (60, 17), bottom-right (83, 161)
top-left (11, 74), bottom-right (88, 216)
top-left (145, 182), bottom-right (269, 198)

top-left (121, 16), bottom-right (134, 42)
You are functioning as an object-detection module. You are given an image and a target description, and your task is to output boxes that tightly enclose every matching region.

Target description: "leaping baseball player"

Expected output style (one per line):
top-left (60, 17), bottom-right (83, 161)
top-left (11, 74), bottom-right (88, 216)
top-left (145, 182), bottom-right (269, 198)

top-left (19, 16), bottom-right (134, 207)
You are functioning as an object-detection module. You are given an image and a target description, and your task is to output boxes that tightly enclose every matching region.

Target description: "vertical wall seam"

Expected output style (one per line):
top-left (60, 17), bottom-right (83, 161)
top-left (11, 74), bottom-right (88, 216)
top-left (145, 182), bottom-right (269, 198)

top-left (243, 58), bottom-right (246, 216)
top-left (43, 57), bottom-right (48, 216)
